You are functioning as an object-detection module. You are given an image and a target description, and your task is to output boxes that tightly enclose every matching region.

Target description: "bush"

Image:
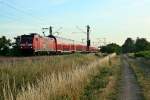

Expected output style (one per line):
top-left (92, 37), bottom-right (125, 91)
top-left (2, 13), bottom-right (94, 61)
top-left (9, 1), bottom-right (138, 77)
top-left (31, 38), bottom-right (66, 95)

top-left (100, 43), bottom-right (121, 54)
top-left (135, 51), bottom-right (150, 59)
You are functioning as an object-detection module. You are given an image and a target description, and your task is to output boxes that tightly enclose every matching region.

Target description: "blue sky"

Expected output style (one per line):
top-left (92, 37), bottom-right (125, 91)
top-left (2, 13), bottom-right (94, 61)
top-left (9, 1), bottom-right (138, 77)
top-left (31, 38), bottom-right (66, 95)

top-left (0, 0), bottom-right (150, 45)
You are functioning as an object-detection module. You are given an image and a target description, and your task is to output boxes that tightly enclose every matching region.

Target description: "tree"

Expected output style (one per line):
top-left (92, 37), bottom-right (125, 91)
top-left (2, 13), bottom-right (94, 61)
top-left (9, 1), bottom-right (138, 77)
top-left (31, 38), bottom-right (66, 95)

top-left (122, 38), bottom-right (135, 53)
top-left (9, 36), bottom-right (22, 56)
top-left (135, 38), bottom-right (150, 52)
top-left (100, 43), bottom-right (121, 54)
top-left (0, 36), bottom-right (11, 56)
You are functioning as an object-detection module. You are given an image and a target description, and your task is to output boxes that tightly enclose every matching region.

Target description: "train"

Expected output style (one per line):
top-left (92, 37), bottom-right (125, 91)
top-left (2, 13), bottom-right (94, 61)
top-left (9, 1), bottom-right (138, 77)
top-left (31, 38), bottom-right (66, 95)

top-left (16, 33), bottom-right (98, 55)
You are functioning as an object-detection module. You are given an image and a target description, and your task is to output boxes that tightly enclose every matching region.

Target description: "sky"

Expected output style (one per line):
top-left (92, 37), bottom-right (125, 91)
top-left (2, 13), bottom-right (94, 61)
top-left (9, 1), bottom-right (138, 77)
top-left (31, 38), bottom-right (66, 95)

top-left (0, 0), bottom-right (150, 45)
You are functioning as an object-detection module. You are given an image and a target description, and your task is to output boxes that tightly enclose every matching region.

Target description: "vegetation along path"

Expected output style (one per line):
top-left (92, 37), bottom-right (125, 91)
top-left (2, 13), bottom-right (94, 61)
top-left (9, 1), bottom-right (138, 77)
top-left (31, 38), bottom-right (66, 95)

top-left (128, 56), bottom-right (150, 99)
top-left (119, 55), bottom-right (144, 100)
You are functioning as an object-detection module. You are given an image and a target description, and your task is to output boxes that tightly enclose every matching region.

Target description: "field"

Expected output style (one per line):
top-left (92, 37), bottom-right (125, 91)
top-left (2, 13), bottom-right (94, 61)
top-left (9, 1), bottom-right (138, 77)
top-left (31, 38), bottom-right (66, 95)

top-left (0, 53), bottom-right (121, 100)
top-left (1, 53), bottom-right (150, 100)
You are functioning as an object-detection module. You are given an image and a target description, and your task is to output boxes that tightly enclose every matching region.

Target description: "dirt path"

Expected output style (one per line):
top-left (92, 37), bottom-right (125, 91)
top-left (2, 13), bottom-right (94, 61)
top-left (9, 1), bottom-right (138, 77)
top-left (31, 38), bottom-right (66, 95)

top-left (119, 55), bottom-right (143, 100)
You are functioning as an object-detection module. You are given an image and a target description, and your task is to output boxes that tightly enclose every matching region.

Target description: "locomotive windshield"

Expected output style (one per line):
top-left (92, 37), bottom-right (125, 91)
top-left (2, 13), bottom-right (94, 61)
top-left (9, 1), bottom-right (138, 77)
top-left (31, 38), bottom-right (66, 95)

top-left (21, 35), bottom-right (33, 43)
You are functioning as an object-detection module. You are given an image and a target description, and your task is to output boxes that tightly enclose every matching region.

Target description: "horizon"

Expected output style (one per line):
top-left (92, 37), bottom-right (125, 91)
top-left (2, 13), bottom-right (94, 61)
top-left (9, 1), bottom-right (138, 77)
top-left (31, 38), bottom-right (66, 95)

top-left (0, 0), bottom-right (150, 45)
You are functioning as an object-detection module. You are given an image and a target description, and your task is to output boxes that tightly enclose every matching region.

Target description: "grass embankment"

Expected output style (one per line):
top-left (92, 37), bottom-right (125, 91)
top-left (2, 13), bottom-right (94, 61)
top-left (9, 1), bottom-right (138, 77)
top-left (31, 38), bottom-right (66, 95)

top-left (134, 51), bottom-right (150, 59)
top-left (129, 60), bottom-right (150, 100)
top-left (81, 56), bottom-right (121, 100)
top-left (0, 54), bottom-right (98, 100)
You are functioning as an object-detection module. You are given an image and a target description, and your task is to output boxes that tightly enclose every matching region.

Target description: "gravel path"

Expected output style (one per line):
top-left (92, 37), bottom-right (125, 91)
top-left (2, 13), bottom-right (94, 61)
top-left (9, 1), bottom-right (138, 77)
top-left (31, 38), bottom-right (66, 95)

top-left (119, 55), bottom-right (143, 100)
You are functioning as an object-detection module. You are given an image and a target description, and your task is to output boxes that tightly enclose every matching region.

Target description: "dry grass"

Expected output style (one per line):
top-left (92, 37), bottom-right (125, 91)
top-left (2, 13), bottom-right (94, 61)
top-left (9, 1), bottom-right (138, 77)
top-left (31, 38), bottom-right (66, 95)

top-left (0, 53), bottom-right (116, 100)
top-left (0, 54), bottom-right (98, 100)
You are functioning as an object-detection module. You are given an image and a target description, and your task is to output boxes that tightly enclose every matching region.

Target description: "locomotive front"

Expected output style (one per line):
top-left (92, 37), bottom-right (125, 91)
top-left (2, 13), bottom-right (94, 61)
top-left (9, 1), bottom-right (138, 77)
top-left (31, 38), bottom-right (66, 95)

top-left (19, 34), bottom-right (34, 54)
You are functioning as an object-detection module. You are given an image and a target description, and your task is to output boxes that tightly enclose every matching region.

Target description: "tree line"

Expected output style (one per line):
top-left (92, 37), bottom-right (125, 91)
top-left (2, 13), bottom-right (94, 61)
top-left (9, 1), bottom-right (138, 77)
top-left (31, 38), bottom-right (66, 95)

top-left (0, 36), bottom-right (21, 56)
top-left (100, 37), bottom-right (150, 54)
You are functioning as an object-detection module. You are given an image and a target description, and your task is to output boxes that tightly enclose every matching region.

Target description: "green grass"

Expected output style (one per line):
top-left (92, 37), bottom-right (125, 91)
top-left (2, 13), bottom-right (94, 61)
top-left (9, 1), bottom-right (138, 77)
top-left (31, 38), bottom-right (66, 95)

top-left (80, 56), bottom-right (121, 100)
top-left (81, 67), bottom-right (112, 100)
top-left (135, 51), bottom-right (150, 59)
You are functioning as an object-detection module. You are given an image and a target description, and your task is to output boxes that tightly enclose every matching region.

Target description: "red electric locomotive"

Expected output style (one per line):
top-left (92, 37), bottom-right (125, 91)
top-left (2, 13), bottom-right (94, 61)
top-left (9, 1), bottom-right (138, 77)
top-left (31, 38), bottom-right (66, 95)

top-left (17, 33), bottom-right (98, 55)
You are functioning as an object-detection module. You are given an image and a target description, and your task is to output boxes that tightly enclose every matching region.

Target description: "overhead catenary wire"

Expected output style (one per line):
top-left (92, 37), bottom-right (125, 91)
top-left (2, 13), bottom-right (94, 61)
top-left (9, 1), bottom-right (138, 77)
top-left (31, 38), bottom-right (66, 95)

top-left (0, 0), bottom-right (47, 35)
top-left (0, 13), bottom-right (18, 22)
top-left (0, 13), bottom-right (43, 31)
top-left (0, 0), bottom-right (46, 25)
top-left (76, 26), bottom-right (86, 34)
top-left (0, 0), bottom-right (43, 20)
